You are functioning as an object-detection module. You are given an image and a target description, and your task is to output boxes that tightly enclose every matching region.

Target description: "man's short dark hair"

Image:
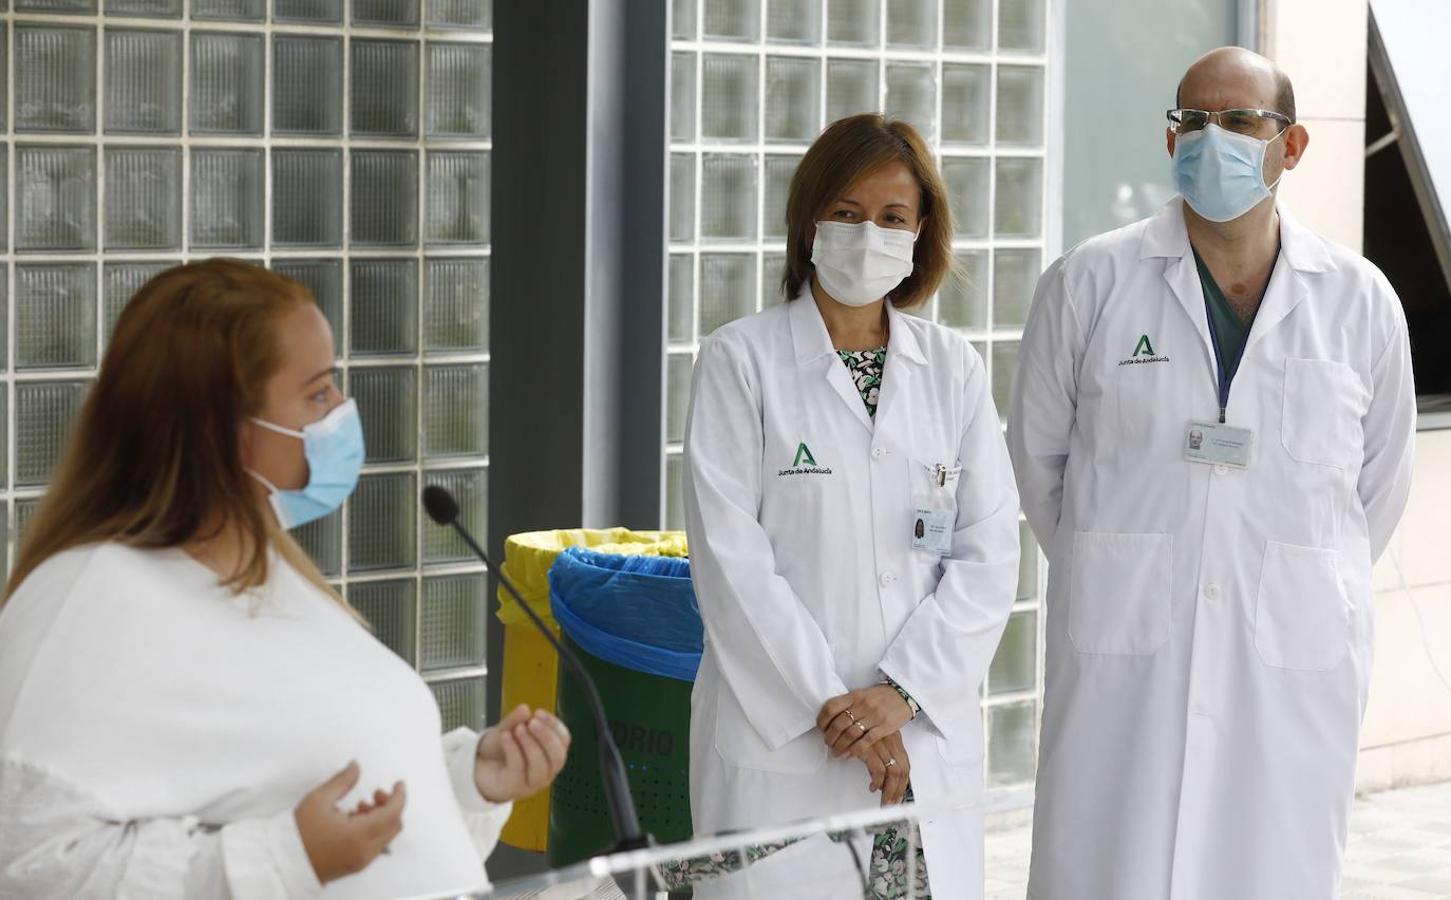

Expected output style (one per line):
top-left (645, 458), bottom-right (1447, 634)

top-left (1175, 70), bottom-right (1297, 123)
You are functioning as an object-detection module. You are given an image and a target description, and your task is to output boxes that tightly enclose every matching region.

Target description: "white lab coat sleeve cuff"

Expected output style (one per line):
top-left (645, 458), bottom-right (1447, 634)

top-left (220, 809), bottom-right (323, 899)
top-left (442, 727), bottom-right (513, 859)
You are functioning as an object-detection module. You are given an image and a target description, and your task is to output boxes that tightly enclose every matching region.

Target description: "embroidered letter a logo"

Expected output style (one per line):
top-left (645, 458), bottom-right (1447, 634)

top-left (1133, 334), bottom-right (1156, 358)
top-left (793, 443), bottom-right (817, 468)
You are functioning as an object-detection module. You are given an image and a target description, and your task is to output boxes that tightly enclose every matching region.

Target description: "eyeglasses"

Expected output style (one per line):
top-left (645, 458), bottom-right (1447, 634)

top-left (1166, 108), bottom-right (1292, 136)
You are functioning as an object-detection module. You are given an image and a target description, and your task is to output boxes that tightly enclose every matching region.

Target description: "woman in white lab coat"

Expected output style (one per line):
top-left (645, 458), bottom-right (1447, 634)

top-left (0, 260), bottom-right (569, 899)
top-left (683, 114), bottom-right (1021, 899)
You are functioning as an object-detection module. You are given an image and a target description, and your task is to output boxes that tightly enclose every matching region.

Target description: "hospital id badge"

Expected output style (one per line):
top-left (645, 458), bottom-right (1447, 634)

top-left (912, 508), bottom-right (954, 554)
top-left (1184, 421), bottom-right (1253, 469)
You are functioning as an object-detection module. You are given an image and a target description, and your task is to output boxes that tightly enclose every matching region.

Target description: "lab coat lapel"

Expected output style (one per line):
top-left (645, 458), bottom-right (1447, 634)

top-left (1140, 199), bottom-right (1216, 368)
top-left (873, 304), bottom-right (928, 439)
top-left (1244, 207), bottom-right (1332, 354)
top-left (787, 293), bottom-right (875, 435)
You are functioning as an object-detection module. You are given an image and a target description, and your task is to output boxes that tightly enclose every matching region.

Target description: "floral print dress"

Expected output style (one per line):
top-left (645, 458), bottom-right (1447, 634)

top-left (658, 347), bottom-right (932, 899)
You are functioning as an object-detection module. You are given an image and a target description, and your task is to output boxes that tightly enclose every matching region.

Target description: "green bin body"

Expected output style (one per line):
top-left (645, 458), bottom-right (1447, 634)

top-left (547, 632), bottom-right (694, 870)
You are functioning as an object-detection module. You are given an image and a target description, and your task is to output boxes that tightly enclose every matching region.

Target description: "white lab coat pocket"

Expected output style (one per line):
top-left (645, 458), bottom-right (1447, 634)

top-left (1281, 358), bottom-right (1366, 469)
top-left (1254, 541), bottom-right (1350, 671)
top-left (713, 681), bottom-right (826, 775)
top-left (1068, 531), bottom-right (1172, 655)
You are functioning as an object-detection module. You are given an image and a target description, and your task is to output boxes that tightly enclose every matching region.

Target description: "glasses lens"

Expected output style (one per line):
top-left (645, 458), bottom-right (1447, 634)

top-left (1176, 110), bottom-right (1209, 132)
top-left (1222, 110), bottom-right (1266, 135)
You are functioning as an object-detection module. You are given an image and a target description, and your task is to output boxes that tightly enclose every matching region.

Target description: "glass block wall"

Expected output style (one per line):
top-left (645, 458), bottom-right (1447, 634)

top-left (1, 0), bottom-right (493, 733)
top-left (664, 0), bottom-right (1050, 793)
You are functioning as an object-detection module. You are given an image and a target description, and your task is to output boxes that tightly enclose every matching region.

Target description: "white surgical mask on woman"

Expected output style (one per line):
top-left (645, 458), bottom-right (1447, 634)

top-left (810, 220), bottom-right (918, 307)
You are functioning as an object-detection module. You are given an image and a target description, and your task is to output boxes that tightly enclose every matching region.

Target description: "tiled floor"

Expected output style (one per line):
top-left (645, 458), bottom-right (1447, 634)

top-left (984, 779), bottom-right (1451, 899)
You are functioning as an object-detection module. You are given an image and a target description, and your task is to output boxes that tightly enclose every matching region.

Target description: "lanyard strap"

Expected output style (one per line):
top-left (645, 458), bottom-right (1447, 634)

top-left (1203, 301), bottom-right (1232, 424)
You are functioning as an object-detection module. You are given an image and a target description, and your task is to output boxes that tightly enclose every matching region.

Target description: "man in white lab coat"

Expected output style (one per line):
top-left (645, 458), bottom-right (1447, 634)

top-left (1008, 48), bottom-right (1416, 898)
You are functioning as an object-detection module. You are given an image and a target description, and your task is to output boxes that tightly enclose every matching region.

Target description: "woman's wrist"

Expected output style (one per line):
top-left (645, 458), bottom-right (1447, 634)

top-left (880, 677), bottom-right (920, 720)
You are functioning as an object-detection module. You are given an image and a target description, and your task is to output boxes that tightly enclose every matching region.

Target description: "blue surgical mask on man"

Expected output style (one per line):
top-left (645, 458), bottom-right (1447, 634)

top-left (248, 399), bottom-right (365, 529)
top-left (1172, 123), bottom-right (1287, 222)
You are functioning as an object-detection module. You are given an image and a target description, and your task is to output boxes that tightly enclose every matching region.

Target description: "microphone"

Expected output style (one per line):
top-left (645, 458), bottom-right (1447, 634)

top-left (420, 485), bottom-right (649, 853)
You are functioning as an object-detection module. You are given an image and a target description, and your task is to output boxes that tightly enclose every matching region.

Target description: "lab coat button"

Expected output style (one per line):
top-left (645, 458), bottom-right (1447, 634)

top-left (879, 571), bottom-right (897, 587)
top-left (1205, 584), bottom-right (1220, 600)
top-left (871, 447), bottom-right (886, 460)
top-left (1213, 464), bottom-right (1228, 475)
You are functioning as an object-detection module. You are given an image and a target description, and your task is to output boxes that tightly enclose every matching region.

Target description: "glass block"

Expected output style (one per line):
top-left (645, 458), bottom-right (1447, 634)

top-left (104, 147), bottom-right (181, 251)
top-left (941, 64), bottom-right (989, 146)
top-left (884, 62), bottom-right (936, 142)
top-left (671, 52), bottom-right (696, 143)
top-left (350, 579), bottom-right (417, 664)
top-left (704, 0), bottom-right (760, 41)
top-left (16, 498), bottom-right (42, 547)
top-left (273, 35), bottom-right (344, 136)
top-left (18, 0), bottom-right (95, 9)
top-left (351, 151), bottom-right (419, 247)
top-left (423, 468), bottom-right (486, 562)
top-left (190, 33), bottom-right (264, 134)
top-left (938, 250), bottom-right (987, 330)
top-left (15, 25), bottom-right (96, 134)
top-left (991, 340), bottom-right (1020, 419)
top-left (424, 257), bottom-right (488, 354)
top-left (826, 58), bottom-right (879, 123)
top-left (765, 57), bottom-right (820, 142)
top-left (16, 381), bottom-right (88, 487)
top-left (943, 0), bottom-right (990, 49)
top-left (665, 453), bottom-right (685, 530)
top-left (432, 677), bottom-right (486, 732)
top-left (887, 0), bottom-right (939, 49)
top-left (423, 364), bottom-right (487, 459)
top-left (106, 0), bottom-right (183, 15)
top-left (762, 252), bottom-right (788, 305)
top-left (352, 366), bottom-right (418, 464)
top-left (293, 508), bottom-right (342, 577)
top-left (942, 156), bottom-right (990, 239)
top-left (670, 153), bottom-right (696, 243)
top-left (668, 255), bottom-right (694, 345)
top-left (0, 392), bottom-right (7, 489)
top-left (355, 0), bottom-right (420, 26)
top-left (993, 250), bottom-right (1039, 330)
top-left (17, 264), bottom-right (94, 370)
top-left (999, 0), bottom-right (1046, 53)
top-left (273, 149), bottom-right (343, 248)
top-left (768, 0), bottom-right (822, 44)
top-left (0, 26), bottom-right (6, 133)
top-left (16, 145), bottom-right (97, 253)
top-left (827, 0), bottom-right (880, 47)
top-left (190, 149), bottom-right (264, 250)
top-left (666, 353), bottom-right (693, 444)
top-left (987, 700), bottom-right (1037, 786)
top-left (421, 573), bottom-right (487, 671)
top-left (996, 66), bottom-right (1045, 146)
top-left (995, 157), bottom-right (1043, 240)
top-left (350, 258), bottom-right (419, 356)
top-left (672, 0), bottom-right (697, 39)
top-left (426, 151), bottom-right (489, 246)
top-left (103, 261), bottom-right (169, 345)
top-left (104, 29), bottom-right (183, 135)
top-left (271, 259), bottom-right (343, 346)
top-left (192, 0), bottom-right (264, 18)
top-left (274, 0), bottom-right (342, 22)
top-left (988, 610), bottom-right (1037, 696)
top-left (348, 472), bottom-right (417, 572)
top-left (426, 42), bottom-right (489, 139)
top-left (352, 39), bottom-right (420, 137)
top-left (1018, 520), bottom-right (1038, 599)
top-left (427, 0), bottom-right (490, 28)
top-left (702, 54), bottom-right (758, 142)
top-left (762, 154), bottom-right (799, 240)
top-left (701, 154), bottom-right (757, 242)
top-left (700, 254), bottom-right (757, 335)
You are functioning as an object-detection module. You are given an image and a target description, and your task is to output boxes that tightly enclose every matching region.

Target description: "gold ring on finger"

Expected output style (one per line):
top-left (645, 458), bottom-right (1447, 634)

top-left (856, 722), bottom-right (868, 733)
top-left (885, 758), bottom-right (897, 768)
top-left (843, 709), bottom-right (857, 723)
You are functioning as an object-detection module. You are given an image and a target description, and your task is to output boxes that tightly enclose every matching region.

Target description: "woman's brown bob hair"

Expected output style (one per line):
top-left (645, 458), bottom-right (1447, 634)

top-left (782, 114), bottom-right (954, 307)
top-left (3, 259), bottom-right (347, 612)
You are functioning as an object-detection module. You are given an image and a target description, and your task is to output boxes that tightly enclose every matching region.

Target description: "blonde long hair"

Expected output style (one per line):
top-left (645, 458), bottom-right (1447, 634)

top-left (4, 259), bottom-right (349, 612)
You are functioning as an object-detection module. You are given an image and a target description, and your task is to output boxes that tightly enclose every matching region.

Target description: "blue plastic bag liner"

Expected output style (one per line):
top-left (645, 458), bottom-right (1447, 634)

top-left (548, 547), bottom-right (702, 682)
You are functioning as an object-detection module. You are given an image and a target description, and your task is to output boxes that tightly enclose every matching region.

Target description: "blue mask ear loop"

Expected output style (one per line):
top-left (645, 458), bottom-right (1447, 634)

top-left (1262, 126), bottom-right (1290, 192)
